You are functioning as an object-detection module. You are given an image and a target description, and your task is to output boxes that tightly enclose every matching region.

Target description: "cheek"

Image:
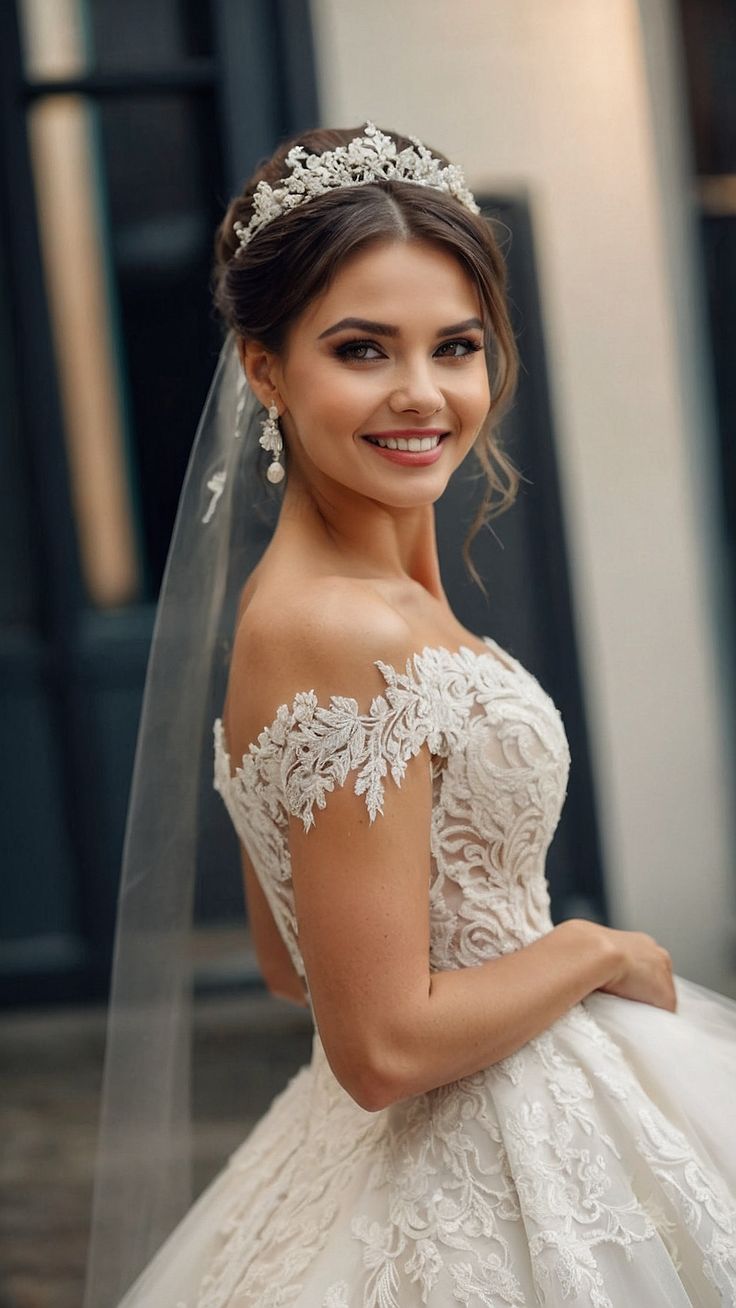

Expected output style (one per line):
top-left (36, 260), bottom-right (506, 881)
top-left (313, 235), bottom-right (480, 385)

top-left (296, 366), bottom-right (373, 437)
top-left (456, 374), bottom-right (492, 431)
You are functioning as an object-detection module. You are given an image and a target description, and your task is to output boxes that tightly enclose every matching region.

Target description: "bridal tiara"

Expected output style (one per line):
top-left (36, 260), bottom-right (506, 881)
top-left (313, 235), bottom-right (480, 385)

top-left (233, 121), bottom-right (480, 251)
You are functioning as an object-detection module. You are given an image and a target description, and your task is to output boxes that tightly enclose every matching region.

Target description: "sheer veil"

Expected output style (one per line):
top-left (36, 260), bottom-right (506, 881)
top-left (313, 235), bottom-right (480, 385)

top-left (82, 332), bottom-right (279, 1308)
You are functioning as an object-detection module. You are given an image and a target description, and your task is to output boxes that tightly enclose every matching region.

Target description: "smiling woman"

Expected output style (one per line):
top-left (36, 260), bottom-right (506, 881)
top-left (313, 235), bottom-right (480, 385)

top-left (87, 123), bottom-right (736, 1308)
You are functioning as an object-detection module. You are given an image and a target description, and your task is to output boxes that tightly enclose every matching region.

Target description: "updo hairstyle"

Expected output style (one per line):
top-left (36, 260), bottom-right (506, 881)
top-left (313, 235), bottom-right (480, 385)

top-left (213, 126), bottom-right (521, 591)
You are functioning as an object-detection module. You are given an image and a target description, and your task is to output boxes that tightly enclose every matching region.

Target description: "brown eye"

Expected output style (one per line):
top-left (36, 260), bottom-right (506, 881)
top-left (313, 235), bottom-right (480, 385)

top-left (334, 340), bottom-right (384, 361)
top-left (435, 338), bottom-right (483, 358)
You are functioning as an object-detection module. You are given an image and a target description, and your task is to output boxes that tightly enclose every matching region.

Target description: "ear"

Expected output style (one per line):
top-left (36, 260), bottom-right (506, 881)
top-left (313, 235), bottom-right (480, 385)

top-left (239, 337), bottom-right (283, 413)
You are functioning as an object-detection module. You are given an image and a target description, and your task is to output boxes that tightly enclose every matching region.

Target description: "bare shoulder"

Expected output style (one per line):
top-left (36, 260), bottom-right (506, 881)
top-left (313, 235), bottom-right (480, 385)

top-left (224, 575), bottom-right (411, 756)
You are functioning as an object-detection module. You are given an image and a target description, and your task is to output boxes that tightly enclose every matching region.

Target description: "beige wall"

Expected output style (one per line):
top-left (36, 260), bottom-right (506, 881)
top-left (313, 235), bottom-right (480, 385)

top-left (310, 0), bottom-right (736, 991)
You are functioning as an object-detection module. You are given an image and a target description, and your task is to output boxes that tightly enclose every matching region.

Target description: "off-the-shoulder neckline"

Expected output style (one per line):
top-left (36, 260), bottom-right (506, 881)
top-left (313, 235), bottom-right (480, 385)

top-left (214, 635), bottom-right (520, 778)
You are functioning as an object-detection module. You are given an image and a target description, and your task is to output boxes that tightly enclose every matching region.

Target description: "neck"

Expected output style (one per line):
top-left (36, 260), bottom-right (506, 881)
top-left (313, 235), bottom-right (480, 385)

top-left (273, 465), bottom-right (447, 600)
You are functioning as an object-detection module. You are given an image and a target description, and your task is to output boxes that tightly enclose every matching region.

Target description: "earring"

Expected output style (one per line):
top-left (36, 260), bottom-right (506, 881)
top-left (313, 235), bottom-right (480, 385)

top-left (259, 403), bottom-right (285, 484)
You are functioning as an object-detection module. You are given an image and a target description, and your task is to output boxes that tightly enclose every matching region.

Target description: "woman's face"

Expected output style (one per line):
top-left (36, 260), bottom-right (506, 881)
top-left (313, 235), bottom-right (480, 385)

top-left (264, 238), bottom-right (491, 509)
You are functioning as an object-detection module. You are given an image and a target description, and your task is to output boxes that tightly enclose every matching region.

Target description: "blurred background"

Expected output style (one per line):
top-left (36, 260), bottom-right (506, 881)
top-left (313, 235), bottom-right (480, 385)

top-left (1, 1), bottom-right (735, 1303)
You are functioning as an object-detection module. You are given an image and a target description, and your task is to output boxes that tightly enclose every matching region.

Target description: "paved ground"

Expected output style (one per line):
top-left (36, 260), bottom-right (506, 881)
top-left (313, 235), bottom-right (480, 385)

top-left (0, 990), bottom-right (313, 1308)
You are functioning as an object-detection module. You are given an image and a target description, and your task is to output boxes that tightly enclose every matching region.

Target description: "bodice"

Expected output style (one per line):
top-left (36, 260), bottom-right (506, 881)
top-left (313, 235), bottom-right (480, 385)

top-left (213, 636), bottom-right (571, 983)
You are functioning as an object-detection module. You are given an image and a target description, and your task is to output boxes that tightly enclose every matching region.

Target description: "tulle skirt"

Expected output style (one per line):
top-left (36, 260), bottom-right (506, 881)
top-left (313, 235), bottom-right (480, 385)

top-left (119, 974), bottom-right (736, 1307)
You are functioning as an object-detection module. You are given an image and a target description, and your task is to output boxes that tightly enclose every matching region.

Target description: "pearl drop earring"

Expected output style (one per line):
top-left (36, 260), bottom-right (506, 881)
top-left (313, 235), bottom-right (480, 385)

top-left (259, 403), bottom-right (285, 484)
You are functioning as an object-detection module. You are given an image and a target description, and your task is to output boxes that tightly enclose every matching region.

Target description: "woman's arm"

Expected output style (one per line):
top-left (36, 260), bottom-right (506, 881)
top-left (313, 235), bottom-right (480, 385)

top-left (288, 741), bottom-right (627, 1110)
top-left (229, 590), bottom-right (674, 1111)
top-left (290, 745), bottom-right (674, 1111)
top-left (282, 610), bottom-right (674, 1111)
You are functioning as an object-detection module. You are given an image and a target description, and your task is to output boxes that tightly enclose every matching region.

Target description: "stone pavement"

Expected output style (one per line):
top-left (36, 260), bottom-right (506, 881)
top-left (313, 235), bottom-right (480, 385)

top-left (0, 990), bottom-right (313, 1308)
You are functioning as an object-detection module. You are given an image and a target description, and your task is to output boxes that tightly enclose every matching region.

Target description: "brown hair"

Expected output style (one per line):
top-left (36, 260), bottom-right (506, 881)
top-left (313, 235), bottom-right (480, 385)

top-left (213, 125), bottom-right (520, 592)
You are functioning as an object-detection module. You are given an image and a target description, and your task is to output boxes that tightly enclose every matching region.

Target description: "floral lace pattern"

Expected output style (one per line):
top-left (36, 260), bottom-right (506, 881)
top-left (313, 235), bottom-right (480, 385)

top-left (205, 638), bottom-right (736, 1306)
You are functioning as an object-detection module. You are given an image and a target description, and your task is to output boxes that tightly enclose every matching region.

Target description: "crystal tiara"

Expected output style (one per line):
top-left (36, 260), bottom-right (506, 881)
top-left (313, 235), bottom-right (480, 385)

top-left (233, 121), bottom-right (480, 252)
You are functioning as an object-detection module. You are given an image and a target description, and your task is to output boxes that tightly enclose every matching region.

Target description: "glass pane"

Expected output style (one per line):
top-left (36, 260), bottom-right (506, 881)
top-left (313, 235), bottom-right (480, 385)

top-left (98, 92), bottom-right (225, 594)
top-left (19, 0), bottom-right (213, 78)
top-left (26, 92), bottom-right (143, 607)
top-left (85, 0), bottom-right (213, 71)
top-left (18, 0), bottom-right (90, 81)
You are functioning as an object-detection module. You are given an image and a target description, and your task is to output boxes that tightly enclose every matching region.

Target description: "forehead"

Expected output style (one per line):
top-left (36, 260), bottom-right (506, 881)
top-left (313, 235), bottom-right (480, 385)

top-left (298, 239), bottom-right (481, 333)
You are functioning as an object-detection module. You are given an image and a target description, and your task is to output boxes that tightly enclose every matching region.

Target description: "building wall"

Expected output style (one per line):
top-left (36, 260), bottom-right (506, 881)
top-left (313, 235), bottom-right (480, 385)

top-left (310, 0), bottom-right (736, 990)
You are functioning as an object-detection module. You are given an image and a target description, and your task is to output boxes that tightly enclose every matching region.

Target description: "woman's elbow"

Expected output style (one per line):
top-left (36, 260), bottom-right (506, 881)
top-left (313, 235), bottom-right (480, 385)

top-left (349, 1076), bottom-right (399, 1114)
top-left (330, 1040), bottom-right (413, 1113)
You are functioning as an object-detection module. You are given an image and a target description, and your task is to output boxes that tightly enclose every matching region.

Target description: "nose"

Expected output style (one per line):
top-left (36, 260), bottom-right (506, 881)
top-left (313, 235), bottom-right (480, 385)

top-left (388, 357), bottom-right (444, 417)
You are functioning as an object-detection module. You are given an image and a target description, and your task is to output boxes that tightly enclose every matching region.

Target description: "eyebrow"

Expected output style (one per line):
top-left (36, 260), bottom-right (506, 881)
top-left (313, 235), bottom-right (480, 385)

top-left (317, 316), bottom-right (484, 340)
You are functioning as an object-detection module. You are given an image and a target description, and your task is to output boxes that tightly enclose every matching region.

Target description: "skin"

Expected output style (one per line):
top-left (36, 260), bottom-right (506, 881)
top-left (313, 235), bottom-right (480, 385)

top-left (224, 237), bottom-right (676, 1106)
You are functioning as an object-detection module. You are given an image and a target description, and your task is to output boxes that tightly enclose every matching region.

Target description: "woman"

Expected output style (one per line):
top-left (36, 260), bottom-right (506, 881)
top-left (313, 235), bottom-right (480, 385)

top-left (89, 125), bottom-right (736, 1307)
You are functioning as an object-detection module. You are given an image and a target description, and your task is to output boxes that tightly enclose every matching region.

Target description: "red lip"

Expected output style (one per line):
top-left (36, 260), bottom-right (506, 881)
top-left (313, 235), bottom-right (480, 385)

top-left (363, 428), bottom-right (447, 438)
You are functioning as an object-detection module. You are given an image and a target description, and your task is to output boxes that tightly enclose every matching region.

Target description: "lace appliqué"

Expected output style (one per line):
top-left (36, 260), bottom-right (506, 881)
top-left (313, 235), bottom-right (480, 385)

top-left (281, 684), bottom-right (425, 830)
top-left (280, 646), bottom-right (478, 831)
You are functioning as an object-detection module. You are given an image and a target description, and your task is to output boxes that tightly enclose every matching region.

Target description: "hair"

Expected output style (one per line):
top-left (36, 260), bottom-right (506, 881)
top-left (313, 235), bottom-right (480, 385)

top-left (213, 125), bottom-right (520, 593)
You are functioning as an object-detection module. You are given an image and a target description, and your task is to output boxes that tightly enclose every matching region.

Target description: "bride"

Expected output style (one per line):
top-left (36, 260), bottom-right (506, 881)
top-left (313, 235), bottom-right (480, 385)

top-left (86, 124), bottom-right (736, 1308)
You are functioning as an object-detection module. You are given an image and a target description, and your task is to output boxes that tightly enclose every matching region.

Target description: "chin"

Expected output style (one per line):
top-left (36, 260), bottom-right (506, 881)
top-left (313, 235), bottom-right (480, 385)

top-left (365, 476), bottom-right (452, 509)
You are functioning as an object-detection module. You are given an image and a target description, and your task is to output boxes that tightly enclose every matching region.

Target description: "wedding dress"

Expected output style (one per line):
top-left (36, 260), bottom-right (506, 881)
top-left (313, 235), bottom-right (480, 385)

top-left (119, 635), bottom-right (736, 1307)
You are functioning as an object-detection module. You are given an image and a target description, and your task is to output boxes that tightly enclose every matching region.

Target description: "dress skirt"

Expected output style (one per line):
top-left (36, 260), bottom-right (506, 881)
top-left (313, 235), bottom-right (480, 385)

top-left (117, 973), bottom-right (736, 1308)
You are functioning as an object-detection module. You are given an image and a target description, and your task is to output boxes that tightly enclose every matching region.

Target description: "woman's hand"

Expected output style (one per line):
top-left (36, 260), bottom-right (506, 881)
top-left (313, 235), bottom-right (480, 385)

top-left (594, 923), bottom-right (677, 1012)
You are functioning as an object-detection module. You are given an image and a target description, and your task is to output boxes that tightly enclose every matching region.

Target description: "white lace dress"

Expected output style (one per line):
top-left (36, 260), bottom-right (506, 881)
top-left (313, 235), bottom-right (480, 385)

top-left (120, 637), bottom-right (736, 1307)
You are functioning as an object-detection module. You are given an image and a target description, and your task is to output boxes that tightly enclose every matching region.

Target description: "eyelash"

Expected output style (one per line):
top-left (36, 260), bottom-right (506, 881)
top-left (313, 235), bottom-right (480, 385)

top-left (333, 337), bottom-right (484, 362)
